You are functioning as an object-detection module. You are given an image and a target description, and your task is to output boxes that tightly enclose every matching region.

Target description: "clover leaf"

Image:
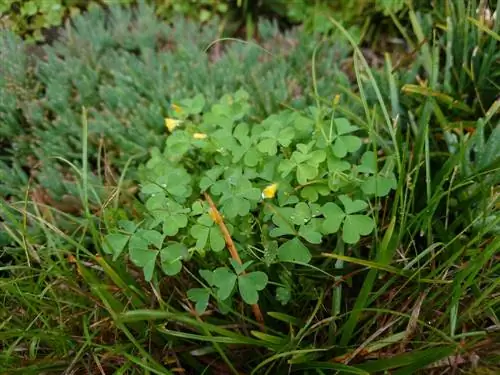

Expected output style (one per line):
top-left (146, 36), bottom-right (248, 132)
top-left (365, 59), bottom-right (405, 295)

top-left (209, 265), bottom-right (268, 305)
top-left (277, 237), bottom-right (312, 263)
top-left (258, 119), bottom-right (296, 156)
top-left (164, 130), bottom-right (193, 160)
top-left (212, 267), bottom-right (237, 300)
top-left (278, 143), bottom-right (326, 185)
top-left (199, 166), bottom-right (224, 192)
top-left (141, 167), bottom-right (192, 202)
top-left (269, 203), bottom-right (322, 244)
top-left (187, 288), bottom-right (210, 314)
top-left (102, 233), bottom-right (130, 261)
top-left (128, 229), bottom-right (165, 281)
top-left (320, 195), bottom-right (374, 244)
top-left (331, 118), bottom-right (362, 158)
top-left (160, 243), bottom-right (188, 276)
top-left (238, 271), bottom-right (268, 304)
top-left (178, 93), bottom-right (206, 116)
top-left (300, 182), bottom-right (330, 202)
top-left (211, 175), bottom-right (260, 219)
top-left (358, 151), bottom-right (397, 197)
top-left (190, 213), bottom-right (226, 252)
top-left (145, 193), bottom-right (190, 236)
top-left (231, 123), bottom-right (261, 167)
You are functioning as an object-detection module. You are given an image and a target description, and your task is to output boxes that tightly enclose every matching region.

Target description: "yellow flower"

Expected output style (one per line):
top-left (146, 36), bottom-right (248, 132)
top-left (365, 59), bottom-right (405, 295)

top-left (262, 183), bottom-right (278, 199)
top-left (165, 118), bottom-right (182, 132)
top-left (171, 103), bottom-right (183, 114)
top-left (193, 132), bottom-right (208, 139)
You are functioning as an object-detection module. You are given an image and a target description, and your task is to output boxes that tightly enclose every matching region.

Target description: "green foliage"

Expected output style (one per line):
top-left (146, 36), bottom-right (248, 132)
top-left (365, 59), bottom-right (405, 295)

top-left (0, 2), bottom-right (352, 203)
top-left (0, 0), bottom-right (90, 42)
top-left (1, 1), bottom-right (499, 374)
top-left (102, 89), bottom-right (396, 311)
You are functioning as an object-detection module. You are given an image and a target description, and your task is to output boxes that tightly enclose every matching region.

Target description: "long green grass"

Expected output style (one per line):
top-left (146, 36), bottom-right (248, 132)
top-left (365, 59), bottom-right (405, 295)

top-left (1, 1), bottom-right (499, 374)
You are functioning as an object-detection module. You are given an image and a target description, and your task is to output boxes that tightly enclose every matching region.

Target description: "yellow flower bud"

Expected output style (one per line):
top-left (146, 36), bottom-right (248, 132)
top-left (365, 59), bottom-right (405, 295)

top-left (193, 132), bottom-right (208, 139)
top-left (333, 94), bottom-right (340, 106)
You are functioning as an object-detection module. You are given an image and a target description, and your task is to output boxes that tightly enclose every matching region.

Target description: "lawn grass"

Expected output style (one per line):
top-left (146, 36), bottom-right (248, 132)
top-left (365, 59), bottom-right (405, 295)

top-left (1, 1), bottom-right (499, 374)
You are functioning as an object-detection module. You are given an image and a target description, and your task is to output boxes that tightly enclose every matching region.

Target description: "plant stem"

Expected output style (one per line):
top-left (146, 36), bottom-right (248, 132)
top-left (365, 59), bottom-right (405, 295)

top-left (203, 192), bottom-right (264, 325)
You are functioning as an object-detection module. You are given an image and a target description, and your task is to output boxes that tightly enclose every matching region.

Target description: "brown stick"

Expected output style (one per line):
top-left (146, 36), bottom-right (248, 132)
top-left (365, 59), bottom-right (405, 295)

top-left (203, 192), bottom-right (264, 325)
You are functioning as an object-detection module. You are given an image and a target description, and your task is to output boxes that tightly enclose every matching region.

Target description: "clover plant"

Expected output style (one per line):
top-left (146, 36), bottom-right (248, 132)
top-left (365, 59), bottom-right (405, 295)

top-left (102, 90), bottom-right (397, 313)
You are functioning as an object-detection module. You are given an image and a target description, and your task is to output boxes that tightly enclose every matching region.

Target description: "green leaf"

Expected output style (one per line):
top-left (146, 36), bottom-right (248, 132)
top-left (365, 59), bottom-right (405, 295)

top-left (180, 93), bottom-right (205, 115)
top-left (238, 271), bottom-right (268, 304)
top-left (321, 203), bottom-right (345, 234)
top-left (343, 215), bottom-right (375, 244)
top-left (331, 118), bottom-right (361, 157)
top-left (362, 175), bottom-right (397, 197)
top-left (199, 269), bottom-right (214, 286)
top-left (298, 224), bottom-right (323, 244)
top-left (129, 234), bottom-right (158, 282)
top-left (278, 237), bottom-right (312, 263)
top-left (230, 259), bottom-right (253, 275)
top-left (332, 138), bottom-right (348, 158)
top-left (187, 288), bottom-right (210, 314)
top-left (223, 196), bottom-right (250, 218)
top-left (209, 227), bottom-right (225, 252)
top-left (21, 1), bottom-right (38, 16)
top-left (102, 233), bottom-right (129, 261)
top-left (137, 229), bottom-right (165, 249)
top-left (162, 214), bottom-right (188, 236)
top-left (244, 148), bottom-right (260, 167)
top-left (276, 286), bottom-right (291, 305)
top-left (160, 243), bottom-right (188, 276)
top-left (191, 224), bottom-right (210, 250)
top-left (342, 135), bottom-right (362, 152)
top-left (278, 127), bottom-right (296, 146)
top-left (270, 207), bottom-right (296, 237)
top-left (358, 151), bottom-right (377, 173)
top-left (296, 164), bottom-right (318, 185)
top-left (212, 268), bottom-right (237, 300)
top-left (292, 202), bottom-right (312, 225)
top-left (118, 220), bottom-right (138, 233)
top-left (338, 195), bottom-right (368, 214)
top-left (335, 118), bottom-right (358, 135)
top-left (300, 183), bottom-right (330, 202)
top-left (258, 138), bottom-right (278, 156)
